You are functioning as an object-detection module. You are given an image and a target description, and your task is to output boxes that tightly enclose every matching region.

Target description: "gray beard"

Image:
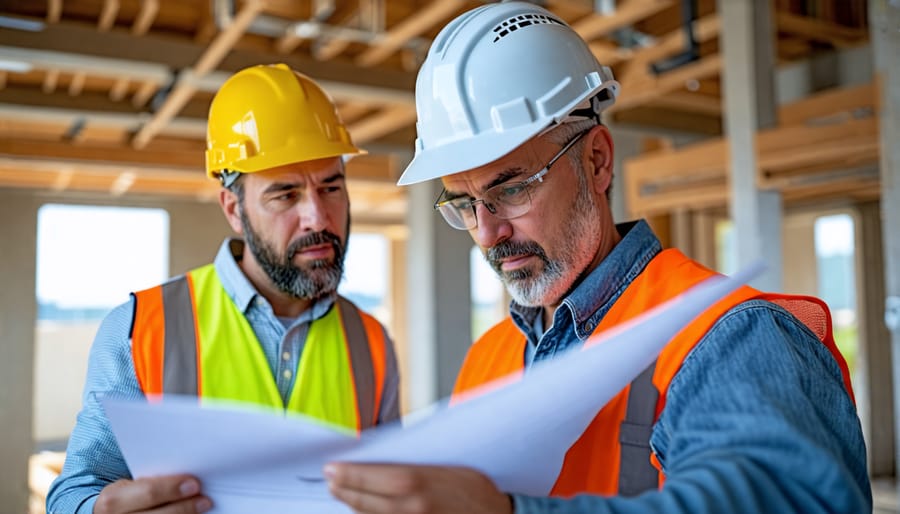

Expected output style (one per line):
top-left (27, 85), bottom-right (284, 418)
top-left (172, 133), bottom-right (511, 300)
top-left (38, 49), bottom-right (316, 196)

top-left (485, 179), bottom-right (599, 307)
top-left (486, 240), bottom-right (565, 306)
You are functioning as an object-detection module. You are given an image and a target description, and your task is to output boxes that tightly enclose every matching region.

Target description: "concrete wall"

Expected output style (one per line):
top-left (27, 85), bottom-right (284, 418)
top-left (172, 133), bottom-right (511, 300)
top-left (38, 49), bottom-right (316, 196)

top-left (0, 189), bottom-right (39, 512)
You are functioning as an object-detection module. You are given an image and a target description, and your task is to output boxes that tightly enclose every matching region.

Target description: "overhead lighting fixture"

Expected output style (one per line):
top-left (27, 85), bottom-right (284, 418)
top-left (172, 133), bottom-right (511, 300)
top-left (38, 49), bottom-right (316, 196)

top-left (0, 15), bottom-right (45, 32)
top-left (0, 58), bottom-right (32, 73)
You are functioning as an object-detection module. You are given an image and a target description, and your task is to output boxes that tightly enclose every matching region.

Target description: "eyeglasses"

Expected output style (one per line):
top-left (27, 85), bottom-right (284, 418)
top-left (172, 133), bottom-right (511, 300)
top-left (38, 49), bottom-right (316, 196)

top-left (433, 128), bottom-right (589, 230)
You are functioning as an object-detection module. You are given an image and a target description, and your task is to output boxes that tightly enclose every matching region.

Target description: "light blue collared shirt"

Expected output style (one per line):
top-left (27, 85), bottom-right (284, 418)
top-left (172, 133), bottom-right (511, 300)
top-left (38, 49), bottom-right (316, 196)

top-left (47, 239), bottom-right (400, 513)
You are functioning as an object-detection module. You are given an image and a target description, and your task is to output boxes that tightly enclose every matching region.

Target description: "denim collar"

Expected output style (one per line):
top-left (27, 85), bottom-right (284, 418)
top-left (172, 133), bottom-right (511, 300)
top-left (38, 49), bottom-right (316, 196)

top-left (213, 238), bottom-right (335, 320)
top-left (509, 219), bottom-right (661, 341)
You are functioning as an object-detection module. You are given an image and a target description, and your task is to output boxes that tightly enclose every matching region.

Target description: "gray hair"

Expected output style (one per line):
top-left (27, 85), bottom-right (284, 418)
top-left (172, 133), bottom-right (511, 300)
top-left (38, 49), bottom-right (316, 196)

top-left (542, 119), bottom-right (612, 200)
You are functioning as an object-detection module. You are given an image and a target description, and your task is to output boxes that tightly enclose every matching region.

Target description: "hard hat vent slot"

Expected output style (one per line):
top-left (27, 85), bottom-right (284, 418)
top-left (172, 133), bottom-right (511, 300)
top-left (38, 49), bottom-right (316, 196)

top-left (491, 14), bottom-right (563, 43)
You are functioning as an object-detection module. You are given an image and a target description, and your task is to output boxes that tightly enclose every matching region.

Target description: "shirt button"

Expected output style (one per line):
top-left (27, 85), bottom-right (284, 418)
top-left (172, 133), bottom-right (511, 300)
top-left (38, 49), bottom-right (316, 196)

top-left (282, 369), bottom-right (292, 380)
top-left (282, 351), bottom-right (291, 361)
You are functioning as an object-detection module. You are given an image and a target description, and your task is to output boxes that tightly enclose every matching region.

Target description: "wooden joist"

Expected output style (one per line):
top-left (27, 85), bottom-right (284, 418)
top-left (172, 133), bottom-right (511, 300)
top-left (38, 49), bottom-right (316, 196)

top-left (624, 84), bottom-right (880, 217)
top-left (572, 0), bottom-right (674, 41)
top-left (355, 0), bottom-right (465, 68)
top-left (776, 12), bottom-right (869, 48)
top-left (132, 0), bottom-right (160, 36)
top-left (613, 54), bottom-right (723, 112)
top-left (131, 0), bottom-right (265, 149)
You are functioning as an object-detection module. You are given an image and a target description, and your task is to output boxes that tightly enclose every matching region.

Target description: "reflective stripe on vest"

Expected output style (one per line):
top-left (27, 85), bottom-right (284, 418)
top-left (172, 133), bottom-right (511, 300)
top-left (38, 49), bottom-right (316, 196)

top-left (617, 361), bottom-right (659, 496)
top-left (452, 248), bottom-right (854, 497)
top-left (131, 264), bottom-right (387, 432)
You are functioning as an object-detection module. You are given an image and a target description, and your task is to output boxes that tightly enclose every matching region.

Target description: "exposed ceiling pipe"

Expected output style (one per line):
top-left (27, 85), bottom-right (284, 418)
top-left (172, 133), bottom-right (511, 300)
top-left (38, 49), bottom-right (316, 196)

top-left (650, 0), bottom-right (700, 74)
top-left (594, 0), bottom-right (616, 16)
top-left (591, 0), bottom-right (655, 52)
top-left (212, 0), bottom-right (426, 50)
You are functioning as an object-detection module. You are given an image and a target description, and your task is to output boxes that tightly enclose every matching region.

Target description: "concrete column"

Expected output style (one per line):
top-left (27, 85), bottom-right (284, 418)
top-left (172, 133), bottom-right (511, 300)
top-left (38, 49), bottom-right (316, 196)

top-left (869, 0), bottom-right (900, 487)
top-left (856, 201), bottom-right (895, 478)
top-left (405, 180), bottom-right (473, 410)
top-left (718, 0), bottom-right (783, 291)
top-left (389, 237), bottom-right (410, 412)
top-left (0, 189), bottom-right (38, 512)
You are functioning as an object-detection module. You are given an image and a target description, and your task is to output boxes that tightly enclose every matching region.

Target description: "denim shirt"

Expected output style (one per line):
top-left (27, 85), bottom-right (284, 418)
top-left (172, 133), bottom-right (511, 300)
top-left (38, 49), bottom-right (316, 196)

top-left (511, 220), bottom-right (871, 514)
top-left (47, 239), bottom-right (400, 514)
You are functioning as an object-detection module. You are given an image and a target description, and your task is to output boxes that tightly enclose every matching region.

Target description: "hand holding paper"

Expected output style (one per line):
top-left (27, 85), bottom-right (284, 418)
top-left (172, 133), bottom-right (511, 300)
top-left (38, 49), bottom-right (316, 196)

top-left (103, 263), bottom-right (762, 512)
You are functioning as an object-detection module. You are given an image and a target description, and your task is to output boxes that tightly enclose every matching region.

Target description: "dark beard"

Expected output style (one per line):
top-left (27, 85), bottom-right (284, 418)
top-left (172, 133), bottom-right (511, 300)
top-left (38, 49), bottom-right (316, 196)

top-left (240, 209), bottom-right (345, 300)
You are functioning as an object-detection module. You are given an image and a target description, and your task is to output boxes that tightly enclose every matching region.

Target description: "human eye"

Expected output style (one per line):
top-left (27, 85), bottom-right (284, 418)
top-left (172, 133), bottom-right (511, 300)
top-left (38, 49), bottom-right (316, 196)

top-left (274, 190), bottom-right (298, 201)
top-left (449, 196), bottom-right (474, 211)
top-left (494, 183), bottom-right (528, 204)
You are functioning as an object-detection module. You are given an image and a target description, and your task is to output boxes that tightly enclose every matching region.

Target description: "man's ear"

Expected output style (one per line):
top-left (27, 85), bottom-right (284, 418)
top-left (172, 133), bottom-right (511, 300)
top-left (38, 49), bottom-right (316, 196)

top-left (219, 187), bottom-right (244, 234)
top-left (581, 124), bottom-right (614, 197)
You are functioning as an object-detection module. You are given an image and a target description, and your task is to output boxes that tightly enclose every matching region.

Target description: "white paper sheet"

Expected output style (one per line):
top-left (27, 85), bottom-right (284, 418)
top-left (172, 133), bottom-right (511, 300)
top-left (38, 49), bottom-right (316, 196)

top-left (104, 263), bottom-right (762, 512)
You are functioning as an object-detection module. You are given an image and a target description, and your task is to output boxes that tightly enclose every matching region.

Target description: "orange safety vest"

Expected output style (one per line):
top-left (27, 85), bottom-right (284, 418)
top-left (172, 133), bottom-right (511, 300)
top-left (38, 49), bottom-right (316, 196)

top-left (131, 264), bottom-right (391, 432)
top-left (453, 248), bottom-right (854, 497)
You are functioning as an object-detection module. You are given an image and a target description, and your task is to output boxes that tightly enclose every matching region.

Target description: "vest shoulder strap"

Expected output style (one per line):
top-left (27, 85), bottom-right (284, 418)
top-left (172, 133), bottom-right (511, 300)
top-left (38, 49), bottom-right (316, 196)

top-left (618, 360), bottom-right (659, 496)
top-left (336, 296), bottom-right (389, 429)
top-left (132, 272), bottom-right (201, 396)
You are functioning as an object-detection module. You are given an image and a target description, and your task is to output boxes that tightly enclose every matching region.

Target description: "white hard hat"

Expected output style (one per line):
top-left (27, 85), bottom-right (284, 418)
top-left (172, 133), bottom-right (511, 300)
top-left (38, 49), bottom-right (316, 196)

top-left (397, 1), bottom-right (619, 186)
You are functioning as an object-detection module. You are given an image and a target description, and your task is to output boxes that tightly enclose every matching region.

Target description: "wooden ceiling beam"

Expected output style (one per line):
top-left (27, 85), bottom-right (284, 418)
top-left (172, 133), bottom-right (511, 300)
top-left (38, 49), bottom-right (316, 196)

top-left (131, 80), bottom-right (158, 108)
top-left (616, 14), bottom-right (720, 86)
top-left (47, 0), bottom-right (62, 24)
top-left (109, 169), bottom-right (137, 196)
top-left (649, 91), bottom-right (722, 116)
top-left (310, 12), bottom-right (360, 60)
top-left (131, 0), bottom-right (270, 150)
top-left (612, 105), bottom-right (721, 135)
top-left (613, 54), bottom-right (722, 112)
top-left (338, 101), bottom-right (373, 123)
top-left (274, 33), bottom-right (303, 55)
top-left (132, 0), bottom-right (159, 36)
top-left (98, 0), bottom-right (119, 32)
top-left (778, 82), bottom-right (876, 126)
top-left (52, 168), bottom-right (74, 191)
top-left (345, 154), bottom-right (399, 183)
top-left (776, 12), bottom-right (869, 48)
top-left (0, 137), bottom-right (202, 170)
top-left (67, 71), bottom-right (86, 96)
top-left (0, 22), bottom-right (416, 90)
top-left (42, 69), bottom-right (59, 94)
top-left (109, 77), bottom-right (129, 101)
top-left (355, 0), bottom-right (465, 68)
top-left (571, 0), bottom-right (675, 41)
top-left (589, 40), bottom-right (632, 67)
top-left (623, 116), bottom-right (879, 216)
top-left (348, 105), bottom-right (418, 144)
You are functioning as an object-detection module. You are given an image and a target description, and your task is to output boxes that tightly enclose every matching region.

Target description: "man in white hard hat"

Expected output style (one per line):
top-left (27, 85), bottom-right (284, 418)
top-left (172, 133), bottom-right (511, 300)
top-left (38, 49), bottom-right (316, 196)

top-left (326, 3), bottom-right (870, 513)
top-left (47, 64), bottom-right (401, 514)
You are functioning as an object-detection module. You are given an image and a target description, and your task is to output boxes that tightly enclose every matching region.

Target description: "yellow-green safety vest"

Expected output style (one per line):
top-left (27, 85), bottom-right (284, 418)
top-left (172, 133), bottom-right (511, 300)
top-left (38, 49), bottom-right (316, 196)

top-left (131, 264), bottom-right (391, 433)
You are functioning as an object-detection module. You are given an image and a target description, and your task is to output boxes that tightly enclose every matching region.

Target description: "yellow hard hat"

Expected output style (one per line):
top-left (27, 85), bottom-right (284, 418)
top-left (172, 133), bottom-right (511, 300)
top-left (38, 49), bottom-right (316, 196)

top-left (205, 63), bottom-right (364, 180)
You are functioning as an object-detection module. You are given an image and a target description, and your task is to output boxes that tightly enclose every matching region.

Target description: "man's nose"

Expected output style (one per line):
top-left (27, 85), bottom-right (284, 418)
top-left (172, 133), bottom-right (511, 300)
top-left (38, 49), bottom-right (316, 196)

top-left (472, 202), bottom-right (511, 249)
top-left (297, 191), bottom-right (329, 232)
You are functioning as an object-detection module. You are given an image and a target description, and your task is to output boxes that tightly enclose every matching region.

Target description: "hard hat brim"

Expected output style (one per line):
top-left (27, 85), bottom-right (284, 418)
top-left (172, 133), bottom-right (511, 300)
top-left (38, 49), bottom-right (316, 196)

top-left (207, 140), bottom-right (366, 178)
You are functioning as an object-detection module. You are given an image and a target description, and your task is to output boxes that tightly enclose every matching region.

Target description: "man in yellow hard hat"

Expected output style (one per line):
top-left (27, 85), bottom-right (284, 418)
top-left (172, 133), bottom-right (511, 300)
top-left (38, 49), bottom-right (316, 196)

top-left (47, 64), bottom-right (401, 513)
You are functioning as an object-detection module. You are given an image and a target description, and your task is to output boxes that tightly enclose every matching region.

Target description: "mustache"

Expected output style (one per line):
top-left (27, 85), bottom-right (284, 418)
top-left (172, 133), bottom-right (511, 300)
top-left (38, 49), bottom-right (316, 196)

top-left (286, 230), bottom-right (343, 259)
top-left (486, 240), bottom-right (548, 272)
